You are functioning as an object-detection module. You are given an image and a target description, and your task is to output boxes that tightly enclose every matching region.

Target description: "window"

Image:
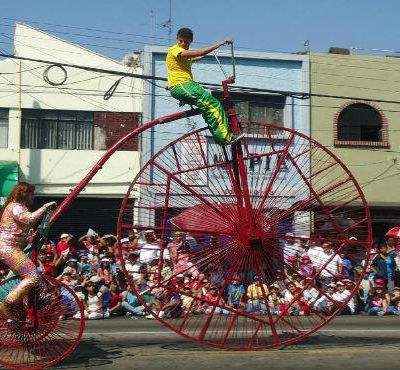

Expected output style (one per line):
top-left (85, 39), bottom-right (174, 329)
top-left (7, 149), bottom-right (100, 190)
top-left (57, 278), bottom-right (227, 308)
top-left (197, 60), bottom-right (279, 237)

top-left (213, 92), bottom-right (285, 135)
top-left (334, 102), bottom-right (389, 147)
top-left (0, 109), bottom-right (9, 148)
top-left (21, 110), bottom-right (93, 149)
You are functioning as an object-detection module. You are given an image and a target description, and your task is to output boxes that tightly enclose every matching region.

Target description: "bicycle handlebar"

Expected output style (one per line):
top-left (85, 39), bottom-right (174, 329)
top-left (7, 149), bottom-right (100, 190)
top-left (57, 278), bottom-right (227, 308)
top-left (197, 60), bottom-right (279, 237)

top-left (213, 42), bottom-right (236, 81)
top-left (230, 43), bottom-right (236, 81)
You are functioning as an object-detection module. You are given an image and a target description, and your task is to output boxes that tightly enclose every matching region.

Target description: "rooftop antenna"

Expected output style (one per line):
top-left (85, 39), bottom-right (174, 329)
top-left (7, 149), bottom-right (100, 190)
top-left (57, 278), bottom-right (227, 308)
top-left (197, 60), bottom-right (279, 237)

top-left (304, 40), bottom-right (310, 53)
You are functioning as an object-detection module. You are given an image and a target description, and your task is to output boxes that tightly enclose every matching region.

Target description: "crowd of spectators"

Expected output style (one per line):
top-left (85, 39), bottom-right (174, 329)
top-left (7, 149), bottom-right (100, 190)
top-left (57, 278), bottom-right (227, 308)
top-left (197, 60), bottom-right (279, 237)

top-left (1, 228), bottom-right (400, 320)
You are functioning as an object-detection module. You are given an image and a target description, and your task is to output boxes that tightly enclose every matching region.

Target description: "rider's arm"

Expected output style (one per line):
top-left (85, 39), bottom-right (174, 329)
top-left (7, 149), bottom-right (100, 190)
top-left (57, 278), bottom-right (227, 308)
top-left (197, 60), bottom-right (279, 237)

top-left (179, 39), bottom-right (232, 58)
top-left (191, 56), bottom-right (204, 62)
top-left (12, 202), bottom-right (56, 226)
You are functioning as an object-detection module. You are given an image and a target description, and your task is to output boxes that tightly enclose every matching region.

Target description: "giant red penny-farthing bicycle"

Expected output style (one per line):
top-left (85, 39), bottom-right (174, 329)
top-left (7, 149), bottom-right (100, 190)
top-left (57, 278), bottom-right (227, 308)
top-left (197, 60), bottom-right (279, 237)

top-left (117, 46), bottom-right (372, 349)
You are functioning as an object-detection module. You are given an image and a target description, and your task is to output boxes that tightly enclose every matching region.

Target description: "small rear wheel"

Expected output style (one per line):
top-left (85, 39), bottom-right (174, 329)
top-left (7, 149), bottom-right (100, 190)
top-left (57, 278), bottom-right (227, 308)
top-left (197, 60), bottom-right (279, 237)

top-left (0, 275), bottom-right (85, 369)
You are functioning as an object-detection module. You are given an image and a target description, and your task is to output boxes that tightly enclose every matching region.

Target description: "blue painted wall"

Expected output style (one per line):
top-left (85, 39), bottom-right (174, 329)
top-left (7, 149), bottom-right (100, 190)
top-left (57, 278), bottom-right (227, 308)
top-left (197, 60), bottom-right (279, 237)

top-left (142, 46), bottom-right (309, 163)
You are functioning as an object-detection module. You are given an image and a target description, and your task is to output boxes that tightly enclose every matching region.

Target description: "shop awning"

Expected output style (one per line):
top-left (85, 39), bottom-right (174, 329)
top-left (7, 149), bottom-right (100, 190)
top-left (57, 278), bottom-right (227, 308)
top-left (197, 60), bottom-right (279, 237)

top-left (0, 161), bottom-right (18, 206)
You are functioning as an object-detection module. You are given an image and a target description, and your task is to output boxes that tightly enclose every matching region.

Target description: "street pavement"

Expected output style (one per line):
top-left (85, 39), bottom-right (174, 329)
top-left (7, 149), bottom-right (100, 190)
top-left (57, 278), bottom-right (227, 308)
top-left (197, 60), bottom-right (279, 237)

top-left (55, 315), bottom-right (400, 370)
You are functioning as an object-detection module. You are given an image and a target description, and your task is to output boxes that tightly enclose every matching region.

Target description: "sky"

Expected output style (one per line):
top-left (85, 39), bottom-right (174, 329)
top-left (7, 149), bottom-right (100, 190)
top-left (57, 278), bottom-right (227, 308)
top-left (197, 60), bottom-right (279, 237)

top-left (1, 0), bottom-right (400, 61)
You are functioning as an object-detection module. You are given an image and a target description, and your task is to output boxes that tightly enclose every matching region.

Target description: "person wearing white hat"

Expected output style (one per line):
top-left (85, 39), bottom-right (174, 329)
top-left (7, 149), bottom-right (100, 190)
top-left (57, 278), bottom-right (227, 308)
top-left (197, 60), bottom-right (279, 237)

top-left (314, 283), bottom-right (336, 313)
top-left (332, 281), bottom-right (355, 314)
top-left (57, 233), bottom-right (73, 257)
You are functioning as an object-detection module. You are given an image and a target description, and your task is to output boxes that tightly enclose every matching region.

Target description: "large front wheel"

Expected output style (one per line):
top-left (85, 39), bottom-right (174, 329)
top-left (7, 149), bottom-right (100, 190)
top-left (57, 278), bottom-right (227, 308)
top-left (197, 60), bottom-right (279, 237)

top-left (118, 122), bottom-right (372, 349)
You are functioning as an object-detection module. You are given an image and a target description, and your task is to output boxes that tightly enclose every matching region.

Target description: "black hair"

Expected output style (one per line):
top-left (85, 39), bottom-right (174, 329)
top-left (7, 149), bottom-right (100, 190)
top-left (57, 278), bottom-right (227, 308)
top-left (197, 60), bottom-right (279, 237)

top-left (177, 28), bottom-right (193, 41)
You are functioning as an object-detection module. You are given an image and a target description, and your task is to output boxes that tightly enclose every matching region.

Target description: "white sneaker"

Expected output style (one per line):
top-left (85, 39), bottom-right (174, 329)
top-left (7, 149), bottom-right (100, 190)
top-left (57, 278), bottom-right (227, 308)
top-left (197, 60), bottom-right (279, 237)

top-left (159, 310), bottom-right (165, 319)
top-left (145, 313), bottom-right (155, 319)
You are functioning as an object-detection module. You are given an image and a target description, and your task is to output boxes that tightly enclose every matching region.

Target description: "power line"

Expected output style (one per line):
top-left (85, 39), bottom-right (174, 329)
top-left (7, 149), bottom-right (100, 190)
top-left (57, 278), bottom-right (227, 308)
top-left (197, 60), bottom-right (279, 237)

top-left (6, 29), bottom-right (400, 95)
top-left (6, 52), bottom-right (400, 107)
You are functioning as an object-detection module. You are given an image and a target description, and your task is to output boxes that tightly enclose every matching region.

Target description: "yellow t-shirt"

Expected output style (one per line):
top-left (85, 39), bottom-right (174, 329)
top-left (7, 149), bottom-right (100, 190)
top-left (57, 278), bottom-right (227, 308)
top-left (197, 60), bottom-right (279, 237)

top-left (166, 43), bottom-right (193, 88)
top-left (247, 283), bottom-right (269, 302)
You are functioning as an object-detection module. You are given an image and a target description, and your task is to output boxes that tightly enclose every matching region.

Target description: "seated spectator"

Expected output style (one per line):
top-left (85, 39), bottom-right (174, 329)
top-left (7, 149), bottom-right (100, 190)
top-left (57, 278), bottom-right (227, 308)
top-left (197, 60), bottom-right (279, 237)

top-left (332, 281), bottom-right (355, 315)
top-left (246, 276), bottom-right (269, 313)
top-left (187, 273), bottom-right (206, 299)
top-left (209, 263), bottom-right (224, 288)
top-left (74, 284), bottom-right (86, 304)
top-left (173, 241), bottom-right (199, 277)
top-left (312, 243), bottom-right (340, 290)
top-left (100, 234), bottom-right (118, 254)
top-left (267, 284), bottom-right (284, 314)
top-left (38, 249), bottom-right (64, 277)
top-left (389, 286), bottom-right (400, 312)
top-left (79, 229), bottom-right (103, 255)
top-left (97, 257), bottom-right (114, 286)
top-left (359, 266), bottom-right (373, 310)
top-left (149, 286), bottom-right (166, 312)
top-left (203, 286), bottom-right (229, 315)
top-left (368, 284), bottom-right (399, 316)
top-left (125, 253), bottom-right (142, 282)
top-left (271, 269), bottom-right (286, 291)
top-left (59, 271), bottom-right (76, 288)
top-left (79, 253), bottom-right (91, 273)
top-left (140, 230), bottom-right (160, 265)
top-left (338, 252), bottom-right (354, 276)
top-left (89, 255), bottom-right (100, 274)
top-left (121, 229), bottom-right (139, 251)
top-left (147, 284), bottom-right (183, 319)
top-left (300, 278), bottom-right (319, 308)
top-left (167, 231), bottom-right (185, 266)
top-left (371, 244), bottom-right (396, 292)
top-left (297, 236), bottom-right (308, 255)
top-left (181, 286), bottom-right (195, 313)
top-left (285, 256), bottom-right (299, 280)
top-left (108, 282), bottom-right (145, 318)
top-left (63, 257), bottom-right (80, 276)
top-left (280, 281), bottom-right (310, 316)
top-left (299, 255), bottom-right (315, 279)
top-left (147, 257), bottom-right (173, 284)
top-left (227, 276), bottom-right (245, 309)
top-left (314, 283), bottom-right (336, 314)
top-left (83, 281), bottom-right (105, 320)
top-left (57, 233), bottom-right (74, 257)
top-left (122, 284), bottom-right (147, 317)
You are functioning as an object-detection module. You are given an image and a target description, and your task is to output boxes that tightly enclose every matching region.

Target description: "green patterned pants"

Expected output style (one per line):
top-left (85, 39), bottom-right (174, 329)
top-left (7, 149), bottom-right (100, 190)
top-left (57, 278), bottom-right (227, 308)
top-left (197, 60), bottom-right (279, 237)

top-left (170, 81), bottom-right (233, 145)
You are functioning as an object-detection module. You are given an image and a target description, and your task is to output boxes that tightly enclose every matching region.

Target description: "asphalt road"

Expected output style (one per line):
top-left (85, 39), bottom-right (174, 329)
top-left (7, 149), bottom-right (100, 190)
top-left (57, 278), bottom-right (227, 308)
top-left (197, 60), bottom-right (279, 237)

top-left (54, 316), bottom-right (400, 370)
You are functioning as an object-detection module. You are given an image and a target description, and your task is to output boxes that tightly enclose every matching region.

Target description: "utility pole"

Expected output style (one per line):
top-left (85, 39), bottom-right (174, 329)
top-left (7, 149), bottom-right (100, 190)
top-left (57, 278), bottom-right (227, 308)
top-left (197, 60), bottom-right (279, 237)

top-left (161, 0), bottom-right (172, 44)
top-left (168, 0), bottom-right (172, 43)
top-left (150, 9), bottom-right (155, 37)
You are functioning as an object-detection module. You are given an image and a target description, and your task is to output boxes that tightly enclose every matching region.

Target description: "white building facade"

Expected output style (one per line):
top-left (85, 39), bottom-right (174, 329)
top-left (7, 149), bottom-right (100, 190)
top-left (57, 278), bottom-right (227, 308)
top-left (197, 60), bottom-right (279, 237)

top-left (0, 23), bottom-right (143, 236)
